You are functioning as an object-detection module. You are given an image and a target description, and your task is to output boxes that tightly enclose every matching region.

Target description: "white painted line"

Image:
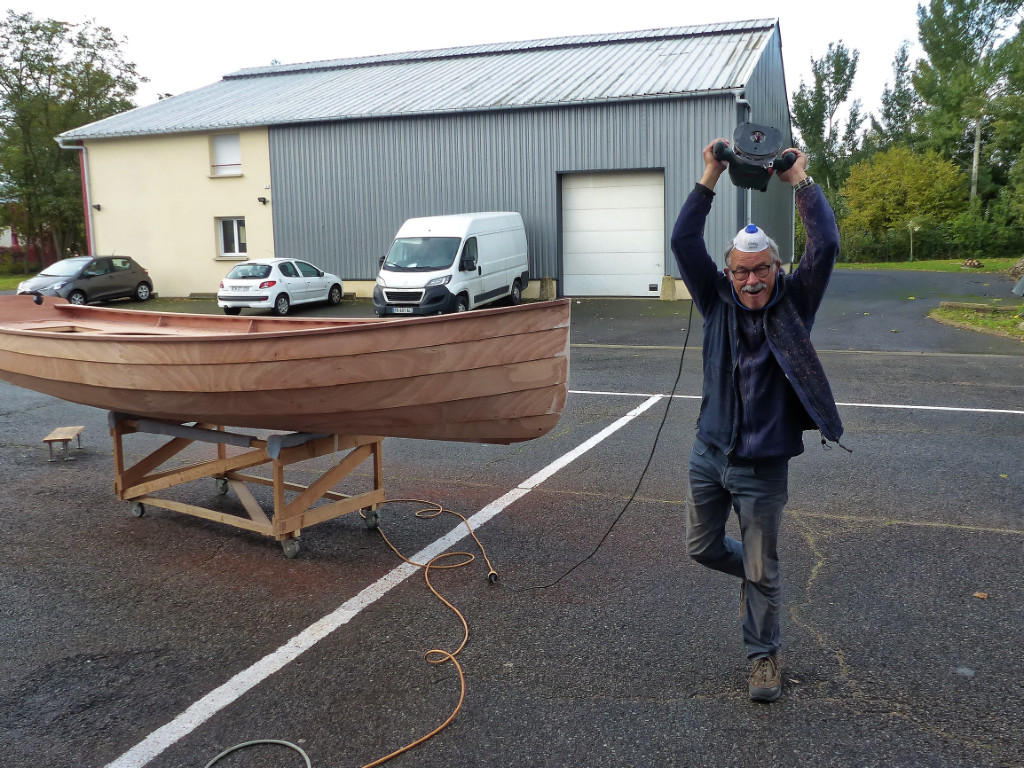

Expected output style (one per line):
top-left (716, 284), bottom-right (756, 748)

top-left (516, 395), bottom-right (663, 490)
top-left (836, 401), bottom-right (1024, 416)
top-left (570, 388), bottom-right (700, 400)
top-left (570, 388), bottom-right (1024, 417)
top-left (105, 395), bottom-right (664, 768)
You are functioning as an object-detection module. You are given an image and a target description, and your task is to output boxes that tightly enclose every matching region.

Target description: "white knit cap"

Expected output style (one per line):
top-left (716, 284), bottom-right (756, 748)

top-left (732, 224), bottom-right (770, 253)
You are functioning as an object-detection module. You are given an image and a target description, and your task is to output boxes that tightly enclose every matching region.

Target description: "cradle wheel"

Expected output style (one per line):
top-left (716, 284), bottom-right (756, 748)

top-left (281, 539), bottom-right (301, 558)
top-left (130, 501), bottom-right (145, 517)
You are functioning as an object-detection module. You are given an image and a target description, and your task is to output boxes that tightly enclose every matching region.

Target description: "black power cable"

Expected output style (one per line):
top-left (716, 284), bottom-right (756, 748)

top-left (503, 301), bottom-right (695, 592)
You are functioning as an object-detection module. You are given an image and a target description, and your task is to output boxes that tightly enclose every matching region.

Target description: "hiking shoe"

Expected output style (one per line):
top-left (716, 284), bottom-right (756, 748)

top-left (748, 653), bottom-right (782, 702)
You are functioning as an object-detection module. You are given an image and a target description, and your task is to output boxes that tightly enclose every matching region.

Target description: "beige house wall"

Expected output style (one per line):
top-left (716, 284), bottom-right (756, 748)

top-left (85, 128), bottom-right (274, 297)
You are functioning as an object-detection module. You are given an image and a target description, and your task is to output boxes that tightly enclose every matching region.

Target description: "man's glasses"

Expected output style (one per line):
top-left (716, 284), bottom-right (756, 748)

top-left (729, 263), bottom-right (773, 281)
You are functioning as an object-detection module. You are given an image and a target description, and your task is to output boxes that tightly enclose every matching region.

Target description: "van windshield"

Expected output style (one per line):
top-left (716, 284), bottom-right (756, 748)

top-left (382, 237), bottom-right (461, 271)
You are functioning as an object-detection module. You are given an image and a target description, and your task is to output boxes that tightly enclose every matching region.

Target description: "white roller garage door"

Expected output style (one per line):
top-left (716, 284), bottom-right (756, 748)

top-left (561, 171), bottom-right (665, 297)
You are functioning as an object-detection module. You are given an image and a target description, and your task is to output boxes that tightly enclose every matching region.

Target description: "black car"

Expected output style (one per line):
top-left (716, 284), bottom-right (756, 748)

top-left (17, 256), bottom-right (154, 305)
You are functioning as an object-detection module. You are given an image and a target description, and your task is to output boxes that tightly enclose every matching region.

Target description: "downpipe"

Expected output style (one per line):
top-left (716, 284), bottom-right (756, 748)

top-left (55, 136), bottom-right (94, 256)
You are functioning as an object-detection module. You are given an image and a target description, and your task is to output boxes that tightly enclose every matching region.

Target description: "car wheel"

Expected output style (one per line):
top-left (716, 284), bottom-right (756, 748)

top-left (328, 284), bottom-right (343, 305)
top-left (455, 295), bottom-right (469, 313)
top-left (273, 294), bottom-right (291, 316)
top-left (134, 282), bottom-right (152, 301)
top-left (68, 290), bottom-right (87, 305)
top-left (223, 307), bottom-right (242, 316)
top-left (510, 279), bottom-right (522, 306)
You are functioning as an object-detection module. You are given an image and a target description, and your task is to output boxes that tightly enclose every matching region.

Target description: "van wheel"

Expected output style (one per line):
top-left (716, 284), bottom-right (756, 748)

top-left (510, 280), bottom-right (522, 306)
top-left (273, 294), bottom-right (291, 316)
top-left (455, 296), bottom-right (469, 313)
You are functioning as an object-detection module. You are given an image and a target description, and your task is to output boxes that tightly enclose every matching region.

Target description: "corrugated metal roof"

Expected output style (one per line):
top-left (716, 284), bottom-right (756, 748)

top-left (62, 19), bottom-right (778, 141)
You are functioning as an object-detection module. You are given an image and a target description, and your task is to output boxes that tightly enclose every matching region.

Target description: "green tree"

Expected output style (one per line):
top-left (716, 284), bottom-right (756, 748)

top-left (1003, 147), bottom-right (1024, 221)
top-left (913, 0), bottom-right (1024, 200)
top-left (868, 41), bottom-right (920, 149)
top-left (0, 11), bottom-right (142, 258)
top-left (988, 32), bottom-right (1024, 229)
top-left (840, 146), bottom-right (968, 240)
top-left (791, 41), bottom-right (866, 208)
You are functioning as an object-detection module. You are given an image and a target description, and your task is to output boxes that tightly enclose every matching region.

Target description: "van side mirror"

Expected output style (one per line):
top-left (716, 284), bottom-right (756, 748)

top-left (459, 237), bottom-right (478, 272)
top-left (379, 254), bottom-right (386, 268)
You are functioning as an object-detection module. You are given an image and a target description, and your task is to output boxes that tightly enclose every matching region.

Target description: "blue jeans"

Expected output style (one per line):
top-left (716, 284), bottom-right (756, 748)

top-left (686, 436), bottom-right (789, 659)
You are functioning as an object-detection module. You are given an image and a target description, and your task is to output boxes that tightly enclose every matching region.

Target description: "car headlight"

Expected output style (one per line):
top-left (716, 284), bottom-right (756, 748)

top-left (52, 281), bottom-right (68, 290)
top-left (425, 275), bottom-right (451, 287)
top-left (376, 276), bottom-right (387, 287)
top-left (17, 282), bottom-right (26, 292)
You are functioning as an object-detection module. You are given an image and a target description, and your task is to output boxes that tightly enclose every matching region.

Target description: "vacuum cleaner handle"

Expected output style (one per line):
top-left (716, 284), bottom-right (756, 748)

top-left (712, 141), bottom-right (735, 163)
top-left (773, 151), bottom-right (798, 174)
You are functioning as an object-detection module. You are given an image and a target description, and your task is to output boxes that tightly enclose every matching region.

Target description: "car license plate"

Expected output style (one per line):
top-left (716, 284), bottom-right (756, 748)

top-left (232, 286), bottom-right (248, 292)
top-left (391, 307), bottom-right (413, 314)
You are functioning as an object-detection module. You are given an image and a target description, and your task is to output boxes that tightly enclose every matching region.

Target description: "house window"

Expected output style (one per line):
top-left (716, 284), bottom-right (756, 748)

top-left (210, 134), bottom-right (241, 176)
top-left (218, 218), bottom-right (247, 257)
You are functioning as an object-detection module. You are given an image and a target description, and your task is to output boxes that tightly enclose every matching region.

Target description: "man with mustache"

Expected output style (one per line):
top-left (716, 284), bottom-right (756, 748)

top-left (670, 138), bottom-right (843, 702)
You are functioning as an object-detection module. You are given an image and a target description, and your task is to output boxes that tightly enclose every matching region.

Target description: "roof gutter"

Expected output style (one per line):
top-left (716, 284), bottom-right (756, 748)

top-left (55, 136), bottom-right (94, 256)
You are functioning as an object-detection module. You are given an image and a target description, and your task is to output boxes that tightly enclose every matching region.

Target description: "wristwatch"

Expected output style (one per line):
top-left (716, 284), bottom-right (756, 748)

top-left (793, 176), bottom-right (815, 192)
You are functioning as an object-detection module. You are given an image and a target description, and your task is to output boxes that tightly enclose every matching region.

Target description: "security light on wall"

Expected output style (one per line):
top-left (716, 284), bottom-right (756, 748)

top-left (257, 196), bottom-right (269, 205)
top-left (92, 203), bottom-right (101, 211)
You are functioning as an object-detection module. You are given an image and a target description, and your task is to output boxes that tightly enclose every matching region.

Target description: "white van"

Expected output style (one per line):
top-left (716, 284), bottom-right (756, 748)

top-left (373, 212), bottom-right (530, 316)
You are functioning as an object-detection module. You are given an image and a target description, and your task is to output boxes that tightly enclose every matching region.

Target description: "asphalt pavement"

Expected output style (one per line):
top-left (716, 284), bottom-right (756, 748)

top-left (1, 270), bottom-right (1022, 768)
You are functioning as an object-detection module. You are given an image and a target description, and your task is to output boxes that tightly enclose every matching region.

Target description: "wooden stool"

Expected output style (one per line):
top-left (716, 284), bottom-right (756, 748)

top-left (44, 426), bottom-right (84, 461)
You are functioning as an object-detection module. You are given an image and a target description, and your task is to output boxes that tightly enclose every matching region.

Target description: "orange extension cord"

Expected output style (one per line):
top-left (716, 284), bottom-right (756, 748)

top-left (358, 497), bottom-right (498, 768)
top-left (205, 497), bottom-right (497, 768)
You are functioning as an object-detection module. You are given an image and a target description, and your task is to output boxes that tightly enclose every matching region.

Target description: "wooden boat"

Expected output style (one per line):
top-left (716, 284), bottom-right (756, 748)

top-left (0, 295), bottom-right (570, 444)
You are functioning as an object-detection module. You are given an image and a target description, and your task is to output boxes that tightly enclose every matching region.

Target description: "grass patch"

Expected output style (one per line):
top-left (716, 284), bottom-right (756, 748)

top-left (835, 257), bottom-right (1020, 273)
top-left (929, 304), bottom-right (1024, 341)
top-left (0, 274), bottom-right (29, 291)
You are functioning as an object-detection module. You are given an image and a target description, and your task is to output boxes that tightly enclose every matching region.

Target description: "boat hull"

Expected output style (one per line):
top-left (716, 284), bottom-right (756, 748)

top-left (0, 296), bottom-right (571, 443)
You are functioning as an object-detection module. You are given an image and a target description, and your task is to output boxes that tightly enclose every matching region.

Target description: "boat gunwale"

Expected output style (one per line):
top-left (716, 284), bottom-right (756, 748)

top-left (0, 298), bottom-right (571, 343)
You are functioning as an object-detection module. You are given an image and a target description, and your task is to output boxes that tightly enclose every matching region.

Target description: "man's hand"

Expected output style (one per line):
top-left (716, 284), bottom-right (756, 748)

top-left (776, 147), bottom-right (809, 185)
top-left (700, 138), bottom-right (729, 190)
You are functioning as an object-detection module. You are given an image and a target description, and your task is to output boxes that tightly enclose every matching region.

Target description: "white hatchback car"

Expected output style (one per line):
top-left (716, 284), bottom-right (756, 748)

top-left (217, 258), bottom-right (343, 316)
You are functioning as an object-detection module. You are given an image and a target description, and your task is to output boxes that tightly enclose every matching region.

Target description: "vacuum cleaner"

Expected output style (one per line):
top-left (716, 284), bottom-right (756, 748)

top-left (712, 123), bottom-right (798, 192)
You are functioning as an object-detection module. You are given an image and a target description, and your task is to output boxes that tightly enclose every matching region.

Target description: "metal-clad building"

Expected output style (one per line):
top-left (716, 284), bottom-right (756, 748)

top-left (61, 19), bottom-right (794, 298)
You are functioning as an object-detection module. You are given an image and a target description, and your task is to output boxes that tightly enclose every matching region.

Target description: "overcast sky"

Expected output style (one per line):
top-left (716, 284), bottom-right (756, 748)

top-left (16, 0), bottom-right (923, 125)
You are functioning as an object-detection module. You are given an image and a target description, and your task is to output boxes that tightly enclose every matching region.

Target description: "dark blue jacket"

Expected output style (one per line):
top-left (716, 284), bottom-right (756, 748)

top-left (670, 182), bottom-right (843, 458)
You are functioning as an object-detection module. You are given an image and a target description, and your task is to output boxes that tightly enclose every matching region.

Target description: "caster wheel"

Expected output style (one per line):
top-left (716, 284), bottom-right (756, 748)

top-left (131, 501), bottom-right (145, 517)
top-left (281, 539), bottom-right (300, 558)
top-left (215, 478), bottom-right (229, 496)
top-left (364, 510), bottom-right (380, 529)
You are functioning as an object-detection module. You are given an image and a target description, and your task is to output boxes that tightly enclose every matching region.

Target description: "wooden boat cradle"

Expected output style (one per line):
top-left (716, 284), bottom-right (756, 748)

top-left (109, 412), bottom-right (385, 557)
